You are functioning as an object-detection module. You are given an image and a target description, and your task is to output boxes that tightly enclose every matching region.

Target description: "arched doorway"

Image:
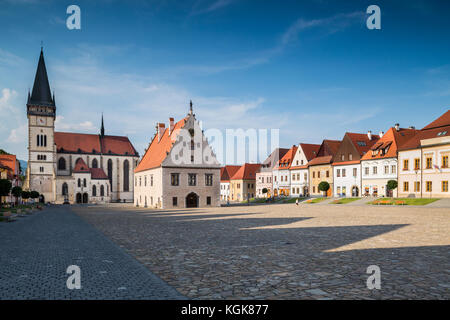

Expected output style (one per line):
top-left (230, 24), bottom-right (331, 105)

top-left (352, 186), bottom-right (359, 197)
top-left (39, 195), bottom-right (45, 203)
top-left (76, 193), bottom-right (82, 204)
top-left (82, 193), bottom-right (88, 204)
top-left (186, 192), bottom-right (199, 208)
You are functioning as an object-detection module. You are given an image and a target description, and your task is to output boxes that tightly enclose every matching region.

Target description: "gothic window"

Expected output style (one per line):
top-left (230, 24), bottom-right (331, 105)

top-left (83, 178), bottom-right (87, 187)
top-left (92, 158), bottom-right (98, 168)
top-left (100, 185), bottom-right (105, 196)
top-left (107, 159), bottom-right (113, 191)
top-left (92, 185), bottom-right (97, 197)
top-left (58, 157), bottom-right (66, 170)
top-left (123, 160), bottom-right (130, 192)
top-left (44, 135), bottom-right (47, 147)
top-left (78, 179), bottom-right (81, 187)
top-left (62, 183), bottom-right (68, 196)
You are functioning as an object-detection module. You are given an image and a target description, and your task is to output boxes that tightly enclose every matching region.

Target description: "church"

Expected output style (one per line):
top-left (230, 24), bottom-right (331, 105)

top-left (25, 48), bottom-right (139, 204)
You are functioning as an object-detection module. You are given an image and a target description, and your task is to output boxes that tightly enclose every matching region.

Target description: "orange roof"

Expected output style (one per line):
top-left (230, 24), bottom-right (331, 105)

top-left (220, 165), bottom-right (241, 182)
top-left (361, 127), bottom-right (418, 160)
top-left (289, 165), bottom-right (308, 170)
top-left (55, 132), bottom-right (138, 156)
top-left (275, 145), bottom-right (298, 170)
top-left (90, 168), bottom-right (108, 180)
top-left (0, 154), bottom-right (17, 175)
top-left (73, 157), bottom-right (108, 178)
top-left (231, 163), bottom-right (261, 180)
top-left (135, 117), bottom-right (187, 172)
top-left (422, 110), bottom-right (450, 130)
top-left (307, 155), bottom-right (333, 166)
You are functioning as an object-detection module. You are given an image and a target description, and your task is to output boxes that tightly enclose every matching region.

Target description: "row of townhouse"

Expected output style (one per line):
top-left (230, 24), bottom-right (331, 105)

top-left (251, 110), bottom-right (450, 199)
top-left (220, 163), bottom-right (261, 202)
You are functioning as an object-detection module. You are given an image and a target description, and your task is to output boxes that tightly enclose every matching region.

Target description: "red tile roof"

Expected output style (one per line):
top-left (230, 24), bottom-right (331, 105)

top-left (54, 132), bottom-right (138, 156)
top-left (275, 145), bottom-right (298, 170)
top-left (220, 165), bottom-right (241, 182)
top-left (299, 143), bottom-right (321, 161)
top-left (135, 117), bottom-right (188, 173)
top-left (231, 163), bottom-right (261, 180)
top-left (361, 127), bottom-right (418, 160)
top-left (346, 132), bottom-right (380, 155)
top-left (307, 155), bottom-right (333, 166)
top-left (90, 168), bottom-right (108, 180)
top-left (422, 110), bottom-right (450, 130)
top-left (73, 158), bottom-right (90, 173)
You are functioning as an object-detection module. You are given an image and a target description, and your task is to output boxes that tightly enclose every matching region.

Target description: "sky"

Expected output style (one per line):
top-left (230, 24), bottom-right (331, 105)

top-left (0, 0), bottom-right (449, 164)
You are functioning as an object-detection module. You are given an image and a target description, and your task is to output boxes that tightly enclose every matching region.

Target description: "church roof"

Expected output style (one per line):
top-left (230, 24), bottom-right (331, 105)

top-left (29, 48), bottom-right (55, 107)
top-left (55, 132), bottom-right (138, 156)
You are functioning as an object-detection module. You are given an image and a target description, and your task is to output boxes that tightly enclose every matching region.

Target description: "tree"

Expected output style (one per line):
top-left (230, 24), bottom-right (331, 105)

top-left (21, 191), bottom-right (30, 203)
top-left (262, 188), bottom-right (268, 197)
top-left (11, 186), bottom-right (22, 205)
top-left (30, 191), bottom-right (40, 202)
top-left (0, 179), bottom-right (12, 208)
top-left (387, 180), bottom-right (398, 197)
top-left (318, 181), bottom-right (330, 197)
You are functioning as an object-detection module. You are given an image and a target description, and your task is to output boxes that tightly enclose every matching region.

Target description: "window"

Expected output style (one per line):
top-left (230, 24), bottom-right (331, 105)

top-left (349, 154), bottom-right (353, 161)
top-left (403, 181), bottom-right (409, 192)
top-left (151, 175), bottom-right (153, 186)
top-left (93, 185), bottom-right (97, 196)
top-left (171, 173), bottom-right (180, 186)
top-left (123, 160), bottom-right (130, 192)
top-left (384, 166), bottom-right (389, 174)
top-left (205, 174), bottom-right (213, 186)
top-left (373, 167), bottom-right (377, 175)
top-left (414, 158), bottom-right (420, 170)
top-left (337, 186), bottom-right (341, 194)
top-left (353, 168), bottom-right (357, 177)
top-left (144, 176), bottom-right (147, 186)
top-left (107, 159), bottom-right (113, 191)
top-left (365, 167), bottom-right (369, 175)
top-left (207, 196), bottom-right (211, 205)
top-left (191, 155), bottom-right (194, 163)
top-left (83, 179), bottom-right (87, 187)
top-left (58, 158), bottom-right (66, 170)
top-left (304, 173), bottom-right (307, 181)
top-left (426, 157), bottom-right (432, 169)
top-left (100, 185), bottom-right (105, 196)
top-left (312, 172), bottom-right (315, 178)
top-left (403, 159), bottom-right (409, 171)
top-left (337, 169), bottom-right (340, 177)
top-left (342, 169), bottom-right (346, 177)
top-left (318, 171), bottom-right (321, 178)
top-left (62, 183), bottom-right (68, 196)
top-left (442, 181), bottom-right (449, 192)
top-left (426, 181), bottom-right (432, 192)
top-left (414, 181), bottom-right (420, 192)
top-left (188, 173), bottom-right (197, 186)
top-left (92, 158), bottom-right (98, 168)
top-left (342, 186), bottom-right (346, 196)
top-left (78, 179), bottom-right (81, 187)
top-left (139, 177), bottom-right (142, 186)
top-left (173, 197), bottom-right (178, 206)
top-left (442, 156), bottom-right (449, 168)
top-left (341, 154), bottom-right (344, 161)
top-left (391, 165), bottom-right (396, 174)
top-left (313, 186), bottom-right (315, 193)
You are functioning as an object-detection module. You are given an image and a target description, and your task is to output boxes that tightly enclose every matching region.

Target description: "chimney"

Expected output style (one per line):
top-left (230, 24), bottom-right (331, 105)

top-left (395, 123), bottom-right (400, 131)
top-left (379, 131), bottom-right (384, 138)
top-left (158, 123), bottom-right (165, 141)
top-left (169, 117), bottom-right (174, 135)
top-left (367, 130), bottom-right (372, 140)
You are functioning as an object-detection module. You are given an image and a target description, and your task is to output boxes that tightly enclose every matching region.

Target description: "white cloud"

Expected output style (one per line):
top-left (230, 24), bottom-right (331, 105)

top-left (8, 124), bottom-right (27, 143)
top-left (55, 116), bottom-right (98, 133)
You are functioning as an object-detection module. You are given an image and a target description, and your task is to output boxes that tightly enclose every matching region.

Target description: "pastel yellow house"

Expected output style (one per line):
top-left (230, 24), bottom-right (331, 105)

top-left (398, 110), bottom-right (450, 198)
top-left (230, 163), bottom-right (261, 202)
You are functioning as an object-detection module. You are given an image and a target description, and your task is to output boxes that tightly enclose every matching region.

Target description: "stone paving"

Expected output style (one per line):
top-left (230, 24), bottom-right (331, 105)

top-left (0, 206), bottom-right (184, 300)
top-left (73, 203), bottom-right (450, 300)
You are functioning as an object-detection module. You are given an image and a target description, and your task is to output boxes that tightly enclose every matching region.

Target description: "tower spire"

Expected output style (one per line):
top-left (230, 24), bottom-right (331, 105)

top-left (29, 47), bottom-right (54, 107)
top-left (189, 100), bottom-right (193, 114)
top-left (100, 113), bottom-right (105, 137)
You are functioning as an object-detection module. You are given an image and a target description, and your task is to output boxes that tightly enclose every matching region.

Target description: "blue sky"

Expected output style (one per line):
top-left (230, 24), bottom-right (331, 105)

top-left (0, 0), bottom-right (449, 163)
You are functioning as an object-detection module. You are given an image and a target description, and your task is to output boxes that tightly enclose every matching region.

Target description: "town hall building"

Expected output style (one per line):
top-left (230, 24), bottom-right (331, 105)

top-left (25, 48), bottom-right (139, 204)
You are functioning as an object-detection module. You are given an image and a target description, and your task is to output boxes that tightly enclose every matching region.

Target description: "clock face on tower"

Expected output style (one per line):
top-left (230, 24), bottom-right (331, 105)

top-left (38, 117), bottom-right (45, 125)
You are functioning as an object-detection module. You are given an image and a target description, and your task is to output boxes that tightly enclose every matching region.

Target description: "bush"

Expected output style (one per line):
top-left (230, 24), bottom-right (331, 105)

top-left (387, 180), bottom-right (398, 191)
top-left (318, 181), bottom-right (330, 196)
top-left (30, 191), bottom-right (39, 200)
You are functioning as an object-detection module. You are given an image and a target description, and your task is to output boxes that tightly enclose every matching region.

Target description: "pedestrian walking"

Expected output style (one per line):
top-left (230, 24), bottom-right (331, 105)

top-left (295, 198), bottom-right (299, 206)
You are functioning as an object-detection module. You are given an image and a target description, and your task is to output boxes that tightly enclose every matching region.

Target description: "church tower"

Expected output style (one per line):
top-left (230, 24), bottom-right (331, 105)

top-left (26, 48), bottom-right (56, 202)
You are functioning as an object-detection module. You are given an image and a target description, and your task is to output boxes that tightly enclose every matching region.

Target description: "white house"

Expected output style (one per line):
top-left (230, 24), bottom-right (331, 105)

top-left (290, 143), bottom-right (320, 197)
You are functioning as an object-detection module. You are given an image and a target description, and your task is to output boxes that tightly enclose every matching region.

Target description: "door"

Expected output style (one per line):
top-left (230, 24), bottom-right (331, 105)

top-left (82, 193), bottom-right (88, 204)
top-left (186, 192), bottom-right (199, 208)
top-left (76, 193), bottom-right (82, 204)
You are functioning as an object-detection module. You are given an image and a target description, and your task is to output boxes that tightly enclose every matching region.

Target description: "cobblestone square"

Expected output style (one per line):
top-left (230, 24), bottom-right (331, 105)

top-left (73, 203), bottom-right (450, 300)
